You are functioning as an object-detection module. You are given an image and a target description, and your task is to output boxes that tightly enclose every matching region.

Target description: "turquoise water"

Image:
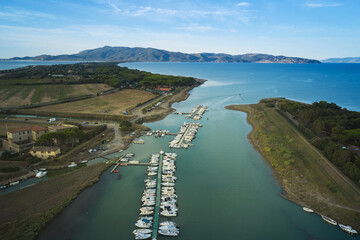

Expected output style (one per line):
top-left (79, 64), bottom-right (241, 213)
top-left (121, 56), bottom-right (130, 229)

top-left (35, 62), bottom-right (360, 240)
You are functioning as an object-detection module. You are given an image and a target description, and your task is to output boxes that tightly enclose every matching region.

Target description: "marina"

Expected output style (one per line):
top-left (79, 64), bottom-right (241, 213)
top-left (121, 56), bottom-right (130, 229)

top-left (131, 151), bottom-right (179, 239)
top-left (169, 122), bottom-right (201, 149)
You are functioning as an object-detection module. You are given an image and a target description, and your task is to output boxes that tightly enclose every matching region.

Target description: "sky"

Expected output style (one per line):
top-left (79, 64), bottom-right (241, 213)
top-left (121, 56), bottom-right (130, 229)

top-left (0, 0), bottom-right (360, 60)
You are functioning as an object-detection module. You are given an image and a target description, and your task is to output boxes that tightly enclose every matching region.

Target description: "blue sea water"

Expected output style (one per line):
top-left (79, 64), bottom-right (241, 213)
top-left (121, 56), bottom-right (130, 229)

top-left (122, 62), bottom-right (360, 111)
top-left (1, 61), bottom-right (359, 240)
top-left (0, 61), bottom-right (81, 71)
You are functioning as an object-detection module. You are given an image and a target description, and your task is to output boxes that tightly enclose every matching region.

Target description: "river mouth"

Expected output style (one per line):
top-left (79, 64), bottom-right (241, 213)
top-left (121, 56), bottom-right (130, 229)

top-left (38, 62), bottom-right (359, 240)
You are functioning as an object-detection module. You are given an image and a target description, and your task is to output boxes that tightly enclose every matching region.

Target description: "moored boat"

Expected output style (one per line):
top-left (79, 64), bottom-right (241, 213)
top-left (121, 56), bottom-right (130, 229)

top-left (321, 215), bottom-right (337, 226)
top-left (302, 207), bottom-right (314, 213)
top-left (35, 171), bottom-right (47, 178)
top-left (339, 224), bottom-right (358, 235)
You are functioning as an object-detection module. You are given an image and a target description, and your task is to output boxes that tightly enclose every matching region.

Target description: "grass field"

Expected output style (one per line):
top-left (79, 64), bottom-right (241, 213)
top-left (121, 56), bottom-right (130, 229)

top-left (0, 163), bottom-right (109, 240)
top-left (226, 99), bottom-right (360, 230)
top-left (0, 84), bottom-right (112, 108)
top-left (30, 89), bottom-right (157, 115)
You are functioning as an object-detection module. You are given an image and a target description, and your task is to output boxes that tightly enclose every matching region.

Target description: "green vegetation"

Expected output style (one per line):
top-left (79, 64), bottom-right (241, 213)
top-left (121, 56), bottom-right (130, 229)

top-left (36, 125), bottom-right (106, 147)
top-left (226, 100), bottom-right (360, 231)
top-left (119, 120), bottom-right (132, 132)
top-left (0, 167), bottom-right (20, 172)
top-left (0, 163), bottom-right (109, 240)
top-left (0, 62), bottom-right (198, 88)
top-left (279, 100), bottom-right (360, 185)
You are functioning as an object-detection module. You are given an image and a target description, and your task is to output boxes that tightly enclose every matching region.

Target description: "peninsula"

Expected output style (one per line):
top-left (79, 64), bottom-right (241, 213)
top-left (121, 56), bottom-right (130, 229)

top-left (226, 98), bottom-right (360, 231)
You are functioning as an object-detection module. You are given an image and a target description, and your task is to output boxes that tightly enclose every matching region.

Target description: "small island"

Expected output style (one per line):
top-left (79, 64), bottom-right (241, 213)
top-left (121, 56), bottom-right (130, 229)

top-left (226, 98), bottom-right (360, 231)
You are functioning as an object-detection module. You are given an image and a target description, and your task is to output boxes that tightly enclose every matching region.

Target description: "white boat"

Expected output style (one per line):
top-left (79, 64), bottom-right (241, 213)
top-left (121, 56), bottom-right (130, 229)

top-left (80, 160), bottom-right (88, 164)
top-left (134, 139), bottom-right (145, 144)
top-left (321, 215), bottom-right (337, 226)
top-left (68, 162), bottom-right (77, 168)
top-left (160, 210), bottom-right (177, 217)
top-left (139, 210), bottom-right (154, 216)
top-left (158, 229), bottom-right (179, 236)
top-left (133, 229), bottom-right (152, 234)
top-left (134, 233), bottom-right (151, 239)
top-left (339, 224), bottom-right (358, 235)
top-left (302, 207), bottom-right (314, 213)
top-left (160, 221), bottom-right (177, 227)
top-left (35, 171), bottom-right (47, 178)
top-left (9, 181), bottom-right (20, 186)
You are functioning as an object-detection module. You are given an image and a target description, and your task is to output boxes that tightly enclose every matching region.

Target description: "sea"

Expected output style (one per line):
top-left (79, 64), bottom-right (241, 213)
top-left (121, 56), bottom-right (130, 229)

top-left (1, 61), bottom-right (360, 240)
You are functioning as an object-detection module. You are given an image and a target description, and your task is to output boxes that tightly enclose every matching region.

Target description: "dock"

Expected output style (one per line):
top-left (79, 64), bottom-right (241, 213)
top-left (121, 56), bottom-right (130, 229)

top-left (151, 152), bottom-right (164, 240)
top-left (178, 124), bottom-right (191, 145)
top-left (110, 155), bottom-right (123, 173)
top-left (126, 162), bottom-right (151, 166)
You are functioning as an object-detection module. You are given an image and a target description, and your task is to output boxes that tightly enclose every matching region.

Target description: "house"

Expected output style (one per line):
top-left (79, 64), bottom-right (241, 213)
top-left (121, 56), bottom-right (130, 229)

top-left (29, 146), bottom-right (61, 159)
top-left (7, 125), bottom-right (48, 144)
top-left (2, 125), bottom-right (48, 152)
top-left (155, 85), bottom-right (171, 92)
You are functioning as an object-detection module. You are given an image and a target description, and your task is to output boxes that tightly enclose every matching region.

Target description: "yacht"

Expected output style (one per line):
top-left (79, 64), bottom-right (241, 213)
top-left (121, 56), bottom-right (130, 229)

top-left (321, 215), bottom-right (337, 226)
top-left (160, 210), bottom-right (177, 217)
top-left (339, 224), bottom-right (358, 235)
top-left (160, 221), bottom-right (177, 227)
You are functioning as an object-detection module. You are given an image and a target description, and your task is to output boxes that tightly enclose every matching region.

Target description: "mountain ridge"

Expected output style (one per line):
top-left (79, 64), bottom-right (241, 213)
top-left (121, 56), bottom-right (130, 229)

top-left (322, 57), bottom-right (360, 63)
top-left (4, 46), bottom-right (321, 64)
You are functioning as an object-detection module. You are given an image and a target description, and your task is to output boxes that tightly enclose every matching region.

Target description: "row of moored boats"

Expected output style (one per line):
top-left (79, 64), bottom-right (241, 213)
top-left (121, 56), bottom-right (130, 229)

top-left (133, 152), bottom-right (180, 239)
top-left (169, 122), bottom-right (201, 149)
top-left (186, 104), bottom-right (208, 120)
top-left (303, 207), bottom-right (358, 235)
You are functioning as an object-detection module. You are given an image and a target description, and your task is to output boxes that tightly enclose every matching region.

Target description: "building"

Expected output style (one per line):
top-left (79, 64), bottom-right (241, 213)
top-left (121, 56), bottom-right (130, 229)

top-left (29, 146), bottom-right (61, 159)
top-left (155, 85), bottom-right (171, 92)
top-left (2, 125), bottom-right (48, 152)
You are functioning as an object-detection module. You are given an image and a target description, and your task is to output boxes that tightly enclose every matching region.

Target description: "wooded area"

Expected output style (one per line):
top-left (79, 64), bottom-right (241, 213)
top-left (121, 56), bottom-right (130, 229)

top-left (279, 100), bottom-right (360, 184)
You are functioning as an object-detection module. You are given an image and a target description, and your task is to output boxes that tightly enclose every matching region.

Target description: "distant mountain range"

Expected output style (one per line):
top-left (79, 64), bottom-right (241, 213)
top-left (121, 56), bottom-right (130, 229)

top-left (5, 46), bottom-right (321, 64)
top-left (322, 57), bottom-right (360, 63)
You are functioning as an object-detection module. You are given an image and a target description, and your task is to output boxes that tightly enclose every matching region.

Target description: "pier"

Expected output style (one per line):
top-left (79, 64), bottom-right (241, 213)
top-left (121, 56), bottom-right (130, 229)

top-left (178, 124), bottom-right (191, 145)
top-left (110, 156), bottom-right (123, 173)
top-left (151, 152), bottom-right (164, 240)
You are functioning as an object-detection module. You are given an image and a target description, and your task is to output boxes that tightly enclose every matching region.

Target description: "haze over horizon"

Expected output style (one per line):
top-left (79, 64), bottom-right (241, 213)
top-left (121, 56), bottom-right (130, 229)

top-left (1, 0), bottom-right (359, 60)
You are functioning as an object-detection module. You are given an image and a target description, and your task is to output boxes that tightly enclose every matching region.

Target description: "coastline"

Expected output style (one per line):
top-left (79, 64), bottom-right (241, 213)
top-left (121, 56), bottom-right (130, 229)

top-left (0, 163), bottom-right (109, 240)
top-left (0, 80), bottom-right (203, 240)
top-left (225, 101), bottom-right (360, 231)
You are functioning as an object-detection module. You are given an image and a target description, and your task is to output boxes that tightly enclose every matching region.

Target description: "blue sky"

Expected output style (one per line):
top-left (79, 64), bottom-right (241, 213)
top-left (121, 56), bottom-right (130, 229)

top-left (0, 0), bottom-right (359, 59)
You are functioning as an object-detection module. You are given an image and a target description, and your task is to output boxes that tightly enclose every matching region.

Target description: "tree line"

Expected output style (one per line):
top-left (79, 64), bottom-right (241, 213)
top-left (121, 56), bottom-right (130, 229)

top-left (279, 100), bottom-right (360, 185)
top-left (0, 62), bottom-right (198, 89)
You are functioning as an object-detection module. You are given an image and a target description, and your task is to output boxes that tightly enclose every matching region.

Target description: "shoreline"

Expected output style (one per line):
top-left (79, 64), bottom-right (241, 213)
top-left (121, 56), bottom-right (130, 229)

top-left (225, 101), bottom-right (360, 231)
top-left (0, 80), bottom-right (203, 240)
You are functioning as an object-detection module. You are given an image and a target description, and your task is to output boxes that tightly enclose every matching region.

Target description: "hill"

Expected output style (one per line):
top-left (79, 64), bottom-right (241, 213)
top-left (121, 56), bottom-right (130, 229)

top-left (6, 46), bottom-right (321, 64)
top-left (322, 57), bottom-right (360, 63)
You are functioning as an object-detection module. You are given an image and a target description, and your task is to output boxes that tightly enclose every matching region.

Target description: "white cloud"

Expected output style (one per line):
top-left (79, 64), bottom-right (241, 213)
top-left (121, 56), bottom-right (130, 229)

top-left (305, 2), bottom-right (342, 8)
top-left (236, 2), bottom-right (251, 7)
top-left (0, 7), bottom-right (58, 21)
top-left (177, 26), bottom-right (217, 31)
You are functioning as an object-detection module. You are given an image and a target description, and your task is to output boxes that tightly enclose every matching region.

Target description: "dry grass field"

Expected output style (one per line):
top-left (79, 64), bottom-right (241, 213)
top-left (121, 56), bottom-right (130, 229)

top-left (31, 89), bottom-right (157, 115)
top-left (0, 84), bottom-right (112, 108)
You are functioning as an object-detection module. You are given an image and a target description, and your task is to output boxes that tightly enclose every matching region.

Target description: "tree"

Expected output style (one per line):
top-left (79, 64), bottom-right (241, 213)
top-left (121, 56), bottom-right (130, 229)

top-left (120, 120), bottom-right (132, 132)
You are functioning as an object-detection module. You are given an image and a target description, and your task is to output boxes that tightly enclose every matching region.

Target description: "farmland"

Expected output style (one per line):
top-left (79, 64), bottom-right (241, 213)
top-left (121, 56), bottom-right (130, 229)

top-left (28, 89), bottom-right (157, 115)
top-left (0, 84), bottom-right (112, 108)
